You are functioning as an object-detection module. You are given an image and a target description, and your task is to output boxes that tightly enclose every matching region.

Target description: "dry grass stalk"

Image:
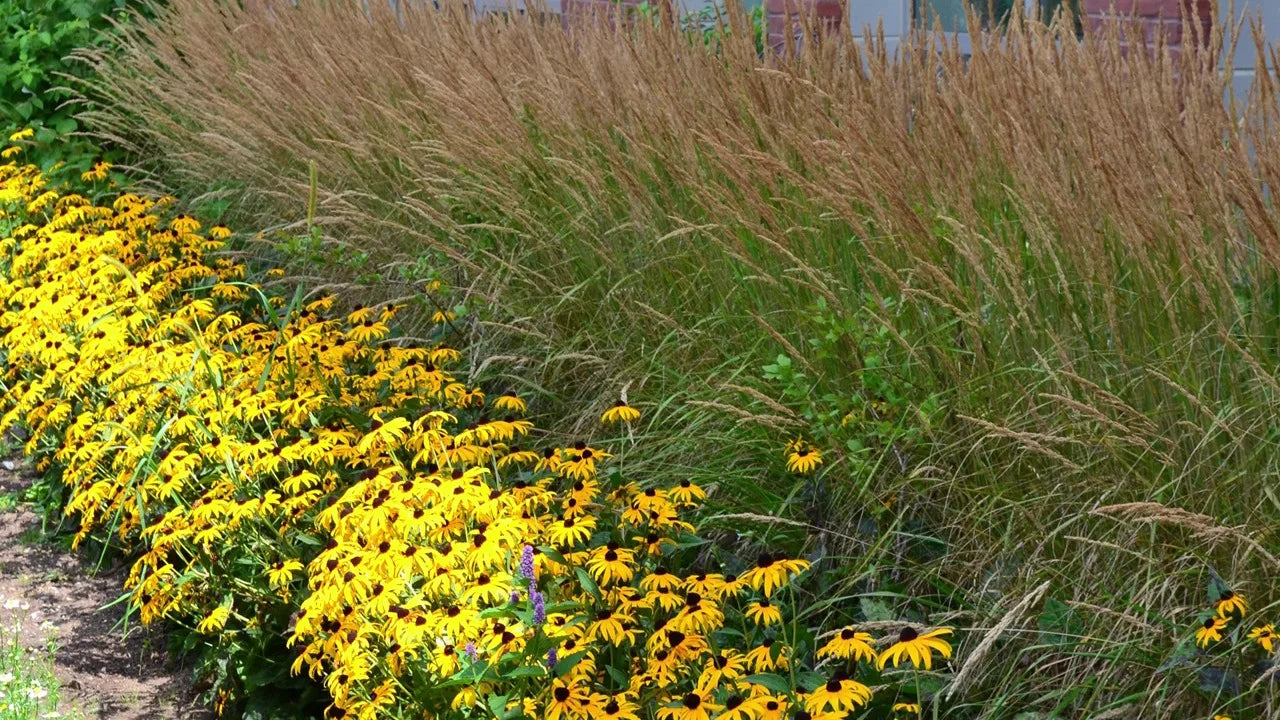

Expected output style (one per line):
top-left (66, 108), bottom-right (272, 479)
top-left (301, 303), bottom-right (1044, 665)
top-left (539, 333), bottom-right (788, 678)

top-left (717, 382), bottom-right (797, 417)
top-left (957, 413), bottom-right (1085, 471)
top-left (946, 581), bottom-right (1051, 700)
top-left (1093, 502), bottom-right (1280, 569)
top-left (685, 400), bottom-right (803, 429)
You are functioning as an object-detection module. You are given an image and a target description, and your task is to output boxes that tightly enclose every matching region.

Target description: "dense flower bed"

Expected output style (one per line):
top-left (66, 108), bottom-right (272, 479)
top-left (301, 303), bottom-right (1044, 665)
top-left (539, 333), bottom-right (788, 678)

top-left (0, 136), bottom-right (954, 719)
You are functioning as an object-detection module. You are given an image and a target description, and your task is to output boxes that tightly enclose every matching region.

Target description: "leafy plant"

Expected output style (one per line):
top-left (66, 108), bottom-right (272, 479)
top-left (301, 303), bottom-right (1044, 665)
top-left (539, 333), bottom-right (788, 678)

top-left (0, 599), bottom-right (78, 720)
top-left (762, 295), bottom-right (943, 490)
top-left (1, 0), bottom-right (132, 171)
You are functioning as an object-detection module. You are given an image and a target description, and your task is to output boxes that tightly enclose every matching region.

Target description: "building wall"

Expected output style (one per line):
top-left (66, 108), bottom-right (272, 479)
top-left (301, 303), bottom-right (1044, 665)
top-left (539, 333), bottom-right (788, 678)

top-left (1222, 1), bottom-right (1280, 107)
top-left (476, 0), bottom-right (1277, 105)
top-left (766, 0), bottom-right (905, 51)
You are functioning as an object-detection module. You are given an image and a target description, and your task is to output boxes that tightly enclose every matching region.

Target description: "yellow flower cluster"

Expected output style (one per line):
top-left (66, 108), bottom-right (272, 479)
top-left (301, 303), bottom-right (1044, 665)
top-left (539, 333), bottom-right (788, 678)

top-left (0, 143), bottom-right (955, 719)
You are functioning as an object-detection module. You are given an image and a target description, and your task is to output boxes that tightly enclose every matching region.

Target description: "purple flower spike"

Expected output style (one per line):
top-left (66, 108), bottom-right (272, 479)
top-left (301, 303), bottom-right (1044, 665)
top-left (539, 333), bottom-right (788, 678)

top-left (530, 585), bottom-right (546, 626)
top-left (545, 648), bottom-right (558, 669)
top-left (464, 641), bottom-right (478, 662)
top-left (519, 544), bottom-right (536, 581)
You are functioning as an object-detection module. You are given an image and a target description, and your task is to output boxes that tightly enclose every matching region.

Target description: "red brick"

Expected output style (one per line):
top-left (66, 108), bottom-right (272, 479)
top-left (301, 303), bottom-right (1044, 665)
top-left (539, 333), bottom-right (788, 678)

top-left (1082, 0), bottom-right (1212, 50)
top-left (765, 0), bottom-right (843, 54)
top-left (1081, 0), bottom-right (1211, 21)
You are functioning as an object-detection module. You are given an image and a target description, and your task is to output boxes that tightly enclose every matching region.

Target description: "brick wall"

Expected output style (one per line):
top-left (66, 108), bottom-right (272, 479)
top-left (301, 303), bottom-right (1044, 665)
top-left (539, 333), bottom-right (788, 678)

top-left (765, 0), bottom-right (844, 52)
top-left (1082, 0), bottom-right (1214, 53)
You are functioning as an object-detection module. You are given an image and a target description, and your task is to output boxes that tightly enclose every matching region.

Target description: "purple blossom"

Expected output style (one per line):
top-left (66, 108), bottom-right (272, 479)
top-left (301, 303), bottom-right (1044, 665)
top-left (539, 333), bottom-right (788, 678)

top-left (519, 544), bottom-right (536, 581)
top-left (464, 641), bottom-right (477, 662)
top-left (509, 590), bottom-right (521, 604)
top-left (545, 648), bottom-right (558, 669)
top-left (530, 584), bottom-right (546, 626)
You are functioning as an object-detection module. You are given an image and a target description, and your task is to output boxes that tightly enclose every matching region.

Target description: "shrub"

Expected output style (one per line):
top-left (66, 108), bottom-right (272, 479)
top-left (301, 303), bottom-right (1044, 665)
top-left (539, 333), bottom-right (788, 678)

top-left (0, 0), bottom-right (131, 173)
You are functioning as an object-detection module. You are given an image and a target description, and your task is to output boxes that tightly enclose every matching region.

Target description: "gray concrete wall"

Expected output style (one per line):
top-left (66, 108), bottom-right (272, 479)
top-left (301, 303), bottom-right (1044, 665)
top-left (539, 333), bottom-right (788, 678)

top-left (1224, 1), bottom-right (1279, 108)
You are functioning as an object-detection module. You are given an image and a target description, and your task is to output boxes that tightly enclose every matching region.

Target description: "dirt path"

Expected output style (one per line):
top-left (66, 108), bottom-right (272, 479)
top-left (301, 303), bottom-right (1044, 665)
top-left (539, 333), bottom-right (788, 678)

top-left (0, 464), bottom-right (211, 720)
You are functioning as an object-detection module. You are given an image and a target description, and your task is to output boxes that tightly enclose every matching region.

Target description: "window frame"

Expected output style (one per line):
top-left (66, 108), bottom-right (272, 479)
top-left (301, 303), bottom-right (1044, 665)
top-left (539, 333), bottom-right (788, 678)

top-left (913, 0), bottom-right (1040, 54)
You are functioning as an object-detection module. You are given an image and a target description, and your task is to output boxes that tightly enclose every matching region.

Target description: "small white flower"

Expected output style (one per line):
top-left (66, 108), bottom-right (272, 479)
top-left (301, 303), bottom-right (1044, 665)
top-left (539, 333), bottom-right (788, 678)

top-left (43, 711), bottom-right (62, 718)
top-left (27, 684), bottom-right (48, 700)
top-left (0, 673), bottom-right (13, 684)
top-left (3, 598), bottom-right (19, 610)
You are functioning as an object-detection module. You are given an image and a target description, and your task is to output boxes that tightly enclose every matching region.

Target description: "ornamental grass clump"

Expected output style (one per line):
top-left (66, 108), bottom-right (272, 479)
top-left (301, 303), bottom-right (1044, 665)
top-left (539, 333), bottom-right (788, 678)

top-left (0, 137), bottom-right (956, 717)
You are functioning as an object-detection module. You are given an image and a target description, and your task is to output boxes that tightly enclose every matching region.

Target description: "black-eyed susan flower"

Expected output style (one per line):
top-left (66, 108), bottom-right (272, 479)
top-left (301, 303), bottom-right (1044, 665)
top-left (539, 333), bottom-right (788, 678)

top-left (740, 553), bottom-right (810, 596)
top-left (601, 399), bottom-right (641, 425)
top-left (547, 514), bottom-right (595, 548)
top-left (559, 444), bottom-right (611, 481)
top-left (544, 678), bottom-right (590, 720)
top-left (587, 608), bottom-right (635, 647)
top-left (893, 702), bottom-right (923, 717)
top-left (171, 214), bottom-right (201, 234)
top-left (590, 693), bottom-right (641, 720)
top-left (586, 542), bottom-right (635, 586)
top-left (80, 161), bottom-right (112, 183)
top-left (698, 648), bottom-right (748, 689)
top-left (745, 637), bottom-right (788, 672)
top-left (717, 694), bottom-right (762, 720)
top-left (817, 627), bottom-right (876, 663)
top-left (877, 627), bottom-right (954, 670)
top-left (785, 441), bottom-right (822, 474)
top-left (758, 696), bottom-right (788, 720)
top-left (493, 393), bottom-right (527, 414)
top-left (745, 598), bottom-right (783, 627)
top-left (1196, 616), bottom-right (1228, 648)
top-left (656, 689), bottom-right (719, 720)
top-left (1215, 589), bottom-right (1247, 619)
top-left (197, 605), bottom-right (231, 634)
top-left (803, 676), bottom-right (872, 713)
top-left (266, 559), bottom-right (305, 588)
top-left (1248, 624), bottom-right (1276, 653)
top-left (668, 479), bottom-right (706, 506)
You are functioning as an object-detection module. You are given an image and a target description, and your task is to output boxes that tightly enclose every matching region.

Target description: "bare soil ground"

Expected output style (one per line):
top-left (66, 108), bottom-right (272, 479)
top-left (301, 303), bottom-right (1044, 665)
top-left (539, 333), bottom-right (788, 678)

top-left (0, 464), bottom-right (211, 720)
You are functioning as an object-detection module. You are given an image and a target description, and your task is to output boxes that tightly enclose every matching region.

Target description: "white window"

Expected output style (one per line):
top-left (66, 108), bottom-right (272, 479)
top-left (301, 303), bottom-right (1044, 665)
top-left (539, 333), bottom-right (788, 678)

top-left (914, 0), bottom-right (1074, 53)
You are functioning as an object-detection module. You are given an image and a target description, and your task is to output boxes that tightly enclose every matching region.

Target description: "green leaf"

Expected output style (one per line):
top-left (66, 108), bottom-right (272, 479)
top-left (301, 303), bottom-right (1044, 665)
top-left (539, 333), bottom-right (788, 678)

top-left (1197, 665), bottom-right (1239, 695)
top-left (859, 596), bottom-right (894, 622)
top-left (52, 116), bottom-right (76, 134)
top-left (553, 648), bottom-right (589, 676)
top-left (1207, 567), bottom-right (1230, 605)
top-left (1037, 596), bottom-right (1083, 646)
top-left (573, 566), bottom-right (602, 603)
top-left (486, 693), bottom-right (509, 719)
top-left (477, 605), bottom-right (518, 620)
top-left (742, 673), bottom-right (792, 694)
